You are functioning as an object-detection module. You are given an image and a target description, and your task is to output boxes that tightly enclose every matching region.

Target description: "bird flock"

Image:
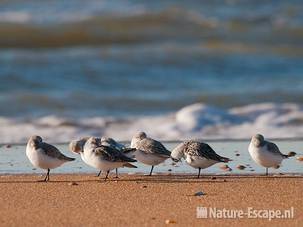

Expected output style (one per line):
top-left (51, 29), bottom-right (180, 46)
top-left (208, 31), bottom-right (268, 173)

top-left (25, 132), bottom-right (290, 182)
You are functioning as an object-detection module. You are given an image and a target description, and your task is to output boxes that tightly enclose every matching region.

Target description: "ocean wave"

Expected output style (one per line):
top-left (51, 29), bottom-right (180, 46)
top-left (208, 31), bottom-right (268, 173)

top-left (0, 7), bottom-right (302, 56)
top-left (1, 102), bottom-right (303, 143)
top-left (0, 8), bottom-right (214, 48)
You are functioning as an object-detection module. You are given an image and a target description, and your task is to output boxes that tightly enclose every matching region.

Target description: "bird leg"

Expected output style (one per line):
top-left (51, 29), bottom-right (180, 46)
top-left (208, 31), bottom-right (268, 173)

top-left (43, 168), bottom-right (50, 182)
top-left (266, 168), bottom-right (268, 176)
top-left (104, 170), bottom-right (110, 181)
top-left (114, 169), bottom-right (119, 178)
top-left (149, 166), bottom-right (154, 176)
top-left (197, 168), bottom-right (201, 179)
top-left (97, 170), bottom-right (102, 177)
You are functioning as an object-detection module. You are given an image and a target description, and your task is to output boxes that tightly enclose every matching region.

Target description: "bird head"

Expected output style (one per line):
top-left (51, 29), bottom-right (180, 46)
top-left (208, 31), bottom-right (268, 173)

top-left (28, 135), bottom-right (42, 148)
top-left (251, 134), bottom-right (265, 147)
top-left (69, 137), bottom-right (89, 154)
top-left (131, 131), bottom-right (147, 148)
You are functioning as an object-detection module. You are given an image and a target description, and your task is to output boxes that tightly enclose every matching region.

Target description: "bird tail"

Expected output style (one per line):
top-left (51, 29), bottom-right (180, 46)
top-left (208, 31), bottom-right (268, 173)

top-left (121, 155), bottom-right (137, 162)
top-left (123, 163), bottom-right (137, 168)
top-left (282, 154), bottom-right (289, 159)
top-left (158, 149), bottom-right (171, 158)
top-left (122, 148), bottom-right (137, 154)
top-left (63, 156), bottom-right (76, 162)
top-left (220, 156), bottom-right (232, 163)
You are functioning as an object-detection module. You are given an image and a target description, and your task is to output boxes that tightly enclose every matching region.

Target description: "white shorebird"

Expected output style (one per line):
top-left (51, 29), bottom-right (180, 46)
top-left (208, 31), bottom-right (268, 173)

top-left (171, 140), bottom-right (232, 178)
top-left (131, 132), bottom-right (171, 176)
top-left (26, 135), bottom-right (75, 182)
top-left (248, 134), bottom-right (288, 175)
top-left (70, 137), bottom-right (136, 178)
top-left (100, 137), bottom-right (136, 177)
top-left (83, 137), bottom-right (137, 180)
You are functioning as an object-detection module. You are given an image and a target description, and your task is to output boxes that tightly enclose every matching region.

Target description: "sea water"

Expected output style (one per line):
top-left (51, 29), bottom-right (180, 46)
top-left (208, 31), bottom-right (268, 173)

top-left (0, 140), bottom-right (302, 175)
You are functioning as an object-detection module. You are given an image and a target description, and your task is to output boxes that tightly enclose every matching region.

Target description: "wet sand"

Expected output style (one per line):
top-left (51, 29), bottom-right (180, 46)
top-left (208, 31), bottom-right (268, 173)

top-left (0, 174), bottom-right (302, 226)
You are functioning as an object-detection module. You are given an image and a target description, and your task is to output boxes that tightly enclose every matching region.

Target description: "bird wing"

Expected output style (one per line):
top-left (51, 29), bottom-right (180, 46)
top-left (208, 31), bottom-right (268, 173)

top-left (40, 142), bottom-right (75, 161)
top-left (102, 138), bottom-right (126, 151)
top-left (186, 141), bottom-right (230, 162)
top-left (121, 147), bottom-right (137, 154)
top-left (267, 142), bottom-right (288, 158)
top-left (137, 138), bottom-right (171, 157)
top-left (94, 146), bottom-right (136, 162)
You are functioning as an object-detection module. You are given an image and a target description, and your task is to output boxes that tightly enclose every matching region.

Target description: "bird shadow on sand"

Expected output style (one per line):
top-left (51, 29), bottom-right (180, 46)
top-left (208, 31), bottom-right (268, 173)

top-left (76, 174), bottom-right (236, 184)
top-left (0, 174), bottom-right (301, 184)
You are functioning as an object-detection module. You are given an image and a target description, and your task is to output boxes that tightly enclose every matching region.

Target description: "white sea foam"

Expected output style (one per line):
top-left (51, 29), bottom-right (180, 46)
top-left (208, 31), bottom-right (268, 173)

top-left (1, 103), bottom-right (303, 143)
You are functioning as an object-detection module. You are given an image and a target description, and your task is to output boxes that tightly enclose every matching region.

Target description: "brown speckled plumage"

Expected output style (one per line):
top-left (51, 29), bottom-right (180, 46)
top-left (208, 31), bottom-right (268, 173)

top-left (94, 145), bottom-right (137, 163)
top-left (182, 140), bottom-right (230, 162)
top-left (136, 138), bottom-right (171, 157)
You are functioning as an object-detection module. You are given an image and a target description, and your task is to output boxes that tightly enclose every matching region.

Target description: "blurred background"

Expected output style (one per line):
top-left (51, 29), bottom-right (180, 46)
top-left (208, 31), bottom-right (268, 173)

top-left (0, 0), bottom-right (303, 143)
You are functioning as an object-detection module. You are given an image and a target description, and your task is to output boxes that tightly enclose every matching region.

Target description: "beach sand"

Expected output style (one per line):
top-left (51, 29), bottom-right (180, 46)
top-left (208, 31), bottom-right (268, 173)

top-left (0, 174), bottom-right (301, 226)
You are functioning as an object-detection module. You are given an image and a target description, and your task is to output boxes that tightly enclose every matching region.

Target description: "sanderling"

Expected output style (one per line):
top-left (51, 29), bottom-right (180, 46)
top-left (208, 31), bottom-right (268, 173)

top-left (69, 137), bottom-right (97, 171)
top-left (69, 137), bottom-right (111, 177)
top-left (101, 137), bottom-right (125, 151)
top-left (26, 135), bottom-right (75, 182)
top-left (83, 137), bottom-right (137, 180)
top-left (248, 134), bottom-right (288, 175)
top-left (171, 140), bottom-right (232, 178)
top-left (101, 137), bottom-right (136, 158)
top-left (100, 137), bottom-right (136, 178)
top-left (131, 131), bottom-right (171, 176)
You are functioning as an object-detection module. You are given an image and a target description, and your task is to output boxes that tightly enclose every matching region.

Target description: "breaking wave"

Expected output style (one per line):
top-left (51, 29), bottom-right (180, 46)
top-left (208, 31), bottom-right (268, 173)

top-left (1, 102), bottom-right (303, 143)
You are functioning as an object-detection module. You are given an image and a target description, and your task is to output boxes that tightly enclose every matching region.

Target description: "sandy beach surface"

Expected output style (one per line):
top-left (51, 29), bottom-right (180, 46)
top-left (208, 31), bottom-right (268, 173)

top-left (0, 174), bottom-right (302, 227)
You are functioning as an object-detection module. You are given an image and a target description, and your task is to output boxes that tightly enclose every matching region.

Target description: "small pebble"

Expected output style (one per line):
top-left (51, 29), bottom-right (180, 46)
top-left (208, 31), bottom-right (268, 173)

top-left (6, 144), bottom-right (11, 148)
top-left (235, 153), bottom-right (240, 156)
top-left (222, 167), bottom-right (232, 172)
top-left (165, 219), bottom-right (176, 224)
top-left (211, 176), bottom-right (216, 180)
top-left (223, 179), bottom-right (227, 182)
top-left (288, 151), bottom-right (296, 157)
top-left (237, 165), bottom-right (246, 170)
top-left (194, 191), bottom-right (205, 196)
top-left (141, 185), bottom-right (147, 188)
top-left (296, 156), bottom-right (303, 161)
top-left (68, 182), bottom-right (78, 186)
top-left (220, 164), bottom-right (229, 170)
top-left (168, 169), bottom-right (172, 172)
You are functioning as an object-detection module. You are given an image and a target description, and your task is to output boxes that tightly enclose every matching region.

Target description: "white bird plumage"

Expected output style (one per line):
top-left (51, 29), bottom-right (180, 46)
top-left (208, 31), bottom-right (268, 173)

top-left (27, 135), bottom-right (75, 182)
top-left (131, 131), bottom-right (171, 176)
top-left (248, 134), bottom-right (288, 175)
top-left (171, 140), bottom-right (231, 178)
top-left (69, 137), bottom-right (136, 178)
top-left (79, 137), bottom-right (137, 180)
